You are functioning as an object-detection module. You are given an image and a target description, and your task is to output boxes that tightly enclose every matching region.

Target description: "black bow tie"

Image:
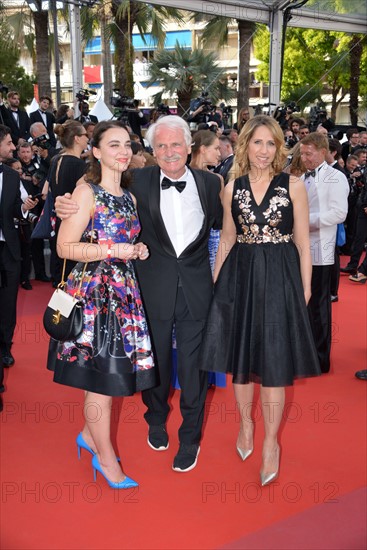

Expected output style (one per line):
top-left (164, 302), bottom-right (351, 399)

top-left (161, 176), bottom-right (186, 193)
top-left (305, 170), bottom-right (316, 178)
top-left (0, 164), bottom-right (3, 174)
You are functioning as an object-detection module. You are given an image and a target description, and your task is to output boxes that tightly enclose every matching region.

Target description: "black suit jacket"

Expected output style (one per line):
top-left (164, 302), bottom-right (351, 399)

top-left (214, 154), bottom-right (234, 183)
top-left (0, 165), bottom-right (23, 265)
top-left (30, 109), bottom-right (56, 147)
top-left (0, 105), bottom-right (31, 145)
top-left (75, 114), bottom-right (98, 125)
top-left (131, 165), bottom-right (222, 321)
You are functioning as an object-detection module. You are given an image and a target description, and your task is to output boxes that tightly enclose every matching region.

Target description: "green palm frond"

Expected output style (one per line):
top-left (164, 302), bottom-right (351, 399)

top-left (201, 16), bottom-right (232, 47)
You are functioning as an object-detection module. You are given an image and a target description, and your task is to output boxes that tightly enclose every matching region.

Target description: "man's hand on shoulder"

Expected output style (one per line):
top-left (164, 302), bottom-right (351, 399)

top-left (55, 193), bottom-right (79, 220)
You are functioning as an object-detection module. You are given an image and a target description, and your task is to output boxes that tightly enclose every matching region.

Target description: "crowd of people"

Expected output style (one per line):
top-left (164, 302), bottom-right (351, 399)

top-left (0, 89), bottom-right (366, 490)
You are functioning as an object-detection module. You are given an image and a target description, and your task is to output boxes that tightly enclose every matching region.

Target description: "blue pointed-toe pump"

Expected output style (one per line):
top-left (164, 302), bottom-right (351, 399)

top-left (92, 454), bottom-right (138, 489)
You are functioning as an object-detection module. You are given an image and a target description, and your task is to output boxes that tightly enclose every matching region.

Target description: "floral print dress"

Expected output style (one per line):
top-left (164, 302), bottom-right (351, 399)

top-left (48, 184), bottom-right (156, 396)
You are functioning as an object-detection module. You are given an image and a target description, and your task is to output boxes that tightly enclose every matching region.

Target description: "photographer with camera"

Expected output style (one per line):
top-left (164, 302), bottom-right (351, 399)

top-left (30, 96), bottom-right (56, 147)
top-left (0, 90), bottom-right (31, 145)
top-left (28, 122), bottom-right (59, 284)
top-left (341, 153), bottom-right (365, 254)
top-left (4, 156), bottom-right (38, 291)
top-left (188, 92), bottom-right (218, 128)
top-left (273, 102), bottom-right (300, 130)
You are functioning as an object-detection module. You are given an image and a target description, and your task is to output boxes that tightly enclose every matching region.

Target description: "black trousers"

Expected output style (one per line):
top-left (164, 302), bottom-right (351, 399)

top-left (142, 287), bottom-right (208, 446)
top-left (330, 247), bottom-right (340, 297)
top-left (0, 242), bottom-right (21, 392)
top-left (308, 265), bottom-right (332, 373)
top-left (31, 238), bottom-right (47, 278)
top-left (348, 214), bottom-right (367, 270)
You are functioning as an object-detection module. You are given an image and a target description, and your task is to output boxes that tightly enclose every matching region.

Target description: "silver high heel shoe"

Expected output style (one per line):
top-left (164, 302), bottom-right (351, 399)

top-left (236, 447), bottom-right (253, 461)
top-left (260, 444), bottom-right (280, 486)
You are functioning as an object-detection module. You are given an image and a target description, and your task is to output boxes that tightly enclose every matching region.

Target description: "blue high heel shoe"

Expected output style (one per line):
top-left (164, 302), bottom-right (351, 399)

top-left (92, 454), bottom-right (138, 489)
top-left (76, 432), bottom-right (96, 459)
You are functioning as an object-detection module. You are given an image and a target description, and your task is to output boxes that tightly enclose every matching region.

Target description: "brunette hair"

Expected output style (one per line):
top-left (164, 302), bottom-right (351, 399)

top-left (232, 115), bottom-right (287, 178)
top-left (54, 120), bottom-right (85, 149)
top-left (191, 129), bottom-right (218, 155)
top-left (131, 141), bottom-right (144, 155)
top-left (7, 91), bottom-right (19, 100)
top-left (86, 120), bottom-right (130, 187)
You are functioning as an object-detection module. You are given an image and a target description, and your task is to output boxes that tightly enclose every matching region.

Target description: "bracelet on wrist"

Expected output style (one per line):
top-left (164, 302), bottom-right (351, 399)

top-left (107, 239), bottom-right (112, 260)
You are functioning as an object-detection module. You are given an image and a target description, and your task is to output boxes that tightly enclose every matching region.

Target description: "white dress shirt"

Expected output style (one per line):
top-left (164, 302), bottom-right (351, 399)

top-left (39, 109), bottom-right (47, 126)
top-left (160, 168), bottom-right (204, 257)
top-left (303, 161), bottom-right (349, 265)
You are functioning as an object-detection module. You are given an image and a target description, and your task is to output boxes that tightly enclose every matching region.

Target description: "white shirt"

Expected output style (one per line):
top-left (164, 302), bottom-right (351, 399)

top-left (160, 168), bottom-right (204, 257)
top-left (39, 109), bottom-right (47, 126)
top-left (11, 110), bottom-right (19, 127)
top-left (303, 161), bottom-right (349, 265)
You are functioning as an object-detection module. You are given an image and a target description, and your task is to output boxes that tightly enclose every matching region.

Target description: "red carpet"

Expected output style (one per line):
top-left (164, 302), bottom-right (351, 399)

top-left (1, 262), bottom-right (366, 550)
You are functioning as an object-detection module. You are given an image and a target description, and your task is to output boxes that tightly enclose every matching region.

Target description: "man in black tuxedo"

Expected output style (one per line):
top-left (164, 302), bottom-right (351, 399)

top-left (0, 91), bottom-right (31, 145)
top-left (75, 102), bottom-right (98, 125)
top-left (30, 96), bottom-right (56, 147)
top-left (0, 125), bottom-right (38, 411)
top-left (214, 135), bottom-right (234, 184)
top-left (55, 116), bottom-right (222, 472)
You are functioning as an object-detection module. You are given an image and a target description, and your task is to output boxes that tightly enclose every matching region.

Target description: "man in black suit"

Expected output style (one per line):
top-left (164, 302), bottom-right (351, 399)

top-left (0, 91), bottom-right (31, 145)
top-left (30, 96), bottom-right (56, 147)
top-left (55, 116), bottom-right (223, 472)
top-left (75, 102), bottom-right (98, 125)
top-left (0, 125), bottom-right (38, 411)
top-left (214, 135), bottom-right (234, 184)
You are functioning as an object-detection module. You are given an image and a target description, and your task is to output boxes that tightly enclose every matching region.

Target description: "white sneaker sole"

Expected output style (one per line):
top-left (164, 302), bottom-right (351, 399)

top-left (172, 447), bottom-right (200, 472)
top-left (147, 436), bottom-right (169, 451)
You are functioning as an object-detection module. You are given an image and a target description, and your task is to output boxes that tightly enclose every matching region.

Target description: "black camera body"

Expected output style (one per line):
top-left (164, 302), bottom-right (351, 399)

top-left (157, 103), bottom-right (171, 116)
top-left (76, 88), bottom-right (97, 102)
top-left (29, 133), bottom-right (52, 150)
top-left (22, 160), bottom-right (40, 177)
top-left (110, 93), bottom-right (138, 124)
top-left (0, 81), bottom-right (9, 95)
top-left (309, 104), bottom-right (334, 132)
top-left (274, 101), bottom-right (300, 127)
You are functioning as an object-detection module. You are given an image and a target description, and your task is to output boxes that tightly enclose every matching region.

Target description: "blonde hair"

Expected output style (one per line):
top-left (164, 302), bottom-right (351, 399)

top-left (232, 115), bottom-right (287, 179)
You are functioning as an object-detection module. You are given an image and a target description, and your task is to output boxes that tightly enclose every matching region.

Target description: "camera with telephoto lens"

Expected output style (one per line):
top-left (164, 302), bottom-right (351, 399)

top-left (219, 102), bottom-right (233, 121)
top-left (110, 92), bottom-right (138, 124)
top-left (76, 88), bottom-right (97, 102)
top-left (196, 91), bottom-right (214, 115)
top-left (0, 81), bottom-right (9, 95)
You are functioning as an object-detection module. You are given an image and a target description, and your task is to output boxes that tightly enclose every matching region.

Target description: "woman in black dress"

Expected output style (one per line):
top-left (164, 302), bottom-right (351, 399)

top-left (49, 120), bottom-right (88, 285)
top-left (200, 116), bottom-right (320, 486)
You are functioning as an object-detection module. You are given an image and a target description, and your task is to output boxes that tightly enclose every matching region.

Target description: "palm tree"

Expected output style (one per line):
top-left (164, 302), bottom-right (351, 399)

top-left (6, 1), bottom-right (51, 97)
top-left (110, 0), bottom-right (184, 97)
top-left (191, 13), bottom-right (255, 112)
top-left (146, 42), bottom-right (236, 117)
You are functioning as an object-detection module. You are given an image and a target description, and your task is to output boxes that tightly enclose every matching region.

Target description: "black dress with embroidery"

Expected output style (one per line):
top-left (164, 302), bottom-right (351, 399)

top-left (200, 173), bottom-right (321, 386)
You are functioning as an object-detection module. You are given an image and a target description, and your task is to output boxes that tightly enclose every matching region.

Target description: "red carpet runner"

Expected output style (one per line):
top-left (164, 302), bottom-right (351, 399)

top-left (1, 263), bottom-right (366, 550)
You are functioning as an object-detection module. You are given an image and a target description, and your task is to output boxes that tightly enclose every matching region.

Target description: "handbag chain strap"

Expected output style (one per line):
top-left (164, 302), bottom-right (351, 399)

top-left (60, 186), bottom-right (96, 299)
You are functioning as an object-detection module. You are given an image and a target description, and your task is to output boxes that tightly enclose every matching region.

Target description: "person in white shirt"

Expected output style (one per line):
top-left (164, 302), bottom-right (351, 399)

top-left (300, 133), bottom-right (349, 373)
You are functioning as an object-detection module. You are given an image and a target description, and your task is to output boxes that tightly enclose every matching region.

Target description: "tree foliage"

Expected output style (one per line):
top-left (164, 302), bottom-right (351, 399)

top-left (254, 25), bottom-right (367, 121)
top-left (0, 11), bottom-right (34, 105)
top-left (146, 42), bottom-right (236, 116)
